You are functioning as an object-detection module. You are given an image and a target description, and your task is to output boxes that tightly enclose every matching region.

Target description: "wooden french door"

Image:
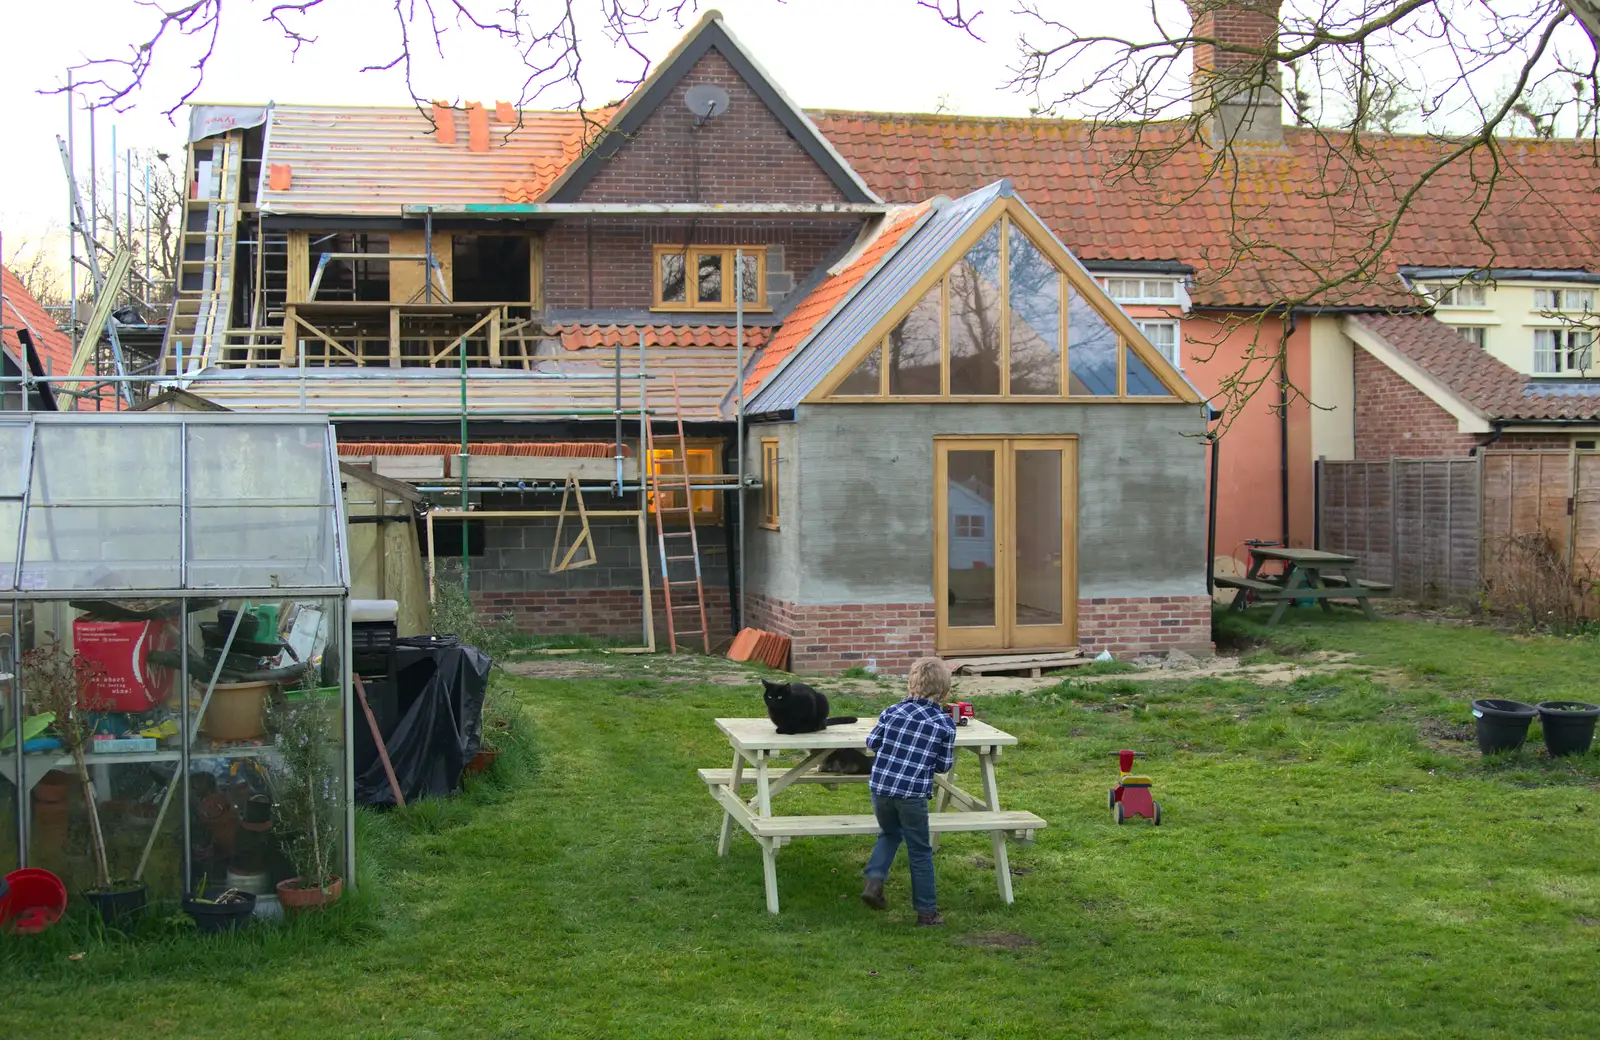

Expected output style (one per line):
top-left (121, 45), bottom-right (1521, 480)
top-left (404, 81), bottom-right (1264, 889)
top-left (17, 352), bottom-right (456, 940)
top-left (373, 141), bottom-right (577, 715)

top-left (934, 437), bottom-right (1077, 653)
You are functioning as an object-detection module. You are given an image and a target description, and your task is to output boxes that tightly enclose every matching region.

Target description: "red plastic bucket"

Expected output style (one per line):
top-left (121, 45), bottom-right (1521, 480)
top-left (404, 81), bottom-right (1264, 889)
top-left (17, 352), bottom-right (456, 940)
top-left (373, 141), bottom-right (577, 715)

top-left (0, 868), bottom-right (68, 934)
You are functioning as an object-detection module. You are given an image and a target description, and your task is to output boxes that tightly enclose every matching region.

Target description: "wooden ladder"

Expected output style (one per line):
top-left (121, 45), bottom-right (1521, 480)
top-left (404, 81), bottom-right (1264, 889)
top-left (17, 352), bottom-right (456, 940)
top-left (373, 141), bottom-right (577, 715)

top-left (162, 132), bottom-right (243, 373)
top-left (645, 374), bottom-right (711, 654)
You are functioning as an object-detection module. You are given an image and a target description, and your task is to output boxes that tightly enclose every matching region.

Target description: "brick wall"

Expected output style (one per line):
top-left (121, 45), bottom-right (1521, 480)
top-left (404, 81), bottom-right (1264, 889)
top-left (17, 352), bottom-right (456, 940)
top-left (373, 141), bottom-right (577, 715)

top-left (745, 593), bottom-right (936, 674)
top-left (578, 49), bottom-right (848, 204)
top-left (744, 593), bottom-right (1211, 674)
top-left (1191, 1), bottom-right (1281, 76)
top-left (1354, 349), bottom-right (1481, 459)
top-left (541, 218), bottom-right (857, 310)
top-left (1077, 596), bottom-right (1214, 658)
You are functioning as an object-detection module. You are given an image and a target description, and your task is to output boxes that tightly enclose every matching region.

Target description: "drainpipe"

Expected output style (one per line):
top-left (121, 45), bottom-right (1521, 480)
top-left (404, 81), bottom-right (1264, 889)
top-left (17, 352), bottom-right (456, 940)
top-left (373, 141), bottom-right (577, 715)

top-left (735, 248), bottom-right (745, 633)
top-left (1206, 409), bottom-right (1222, 596)
top-left (1280, 311), bottom-right (1298, 547)
top-left (1471, 423), bottom-right (1504, 456)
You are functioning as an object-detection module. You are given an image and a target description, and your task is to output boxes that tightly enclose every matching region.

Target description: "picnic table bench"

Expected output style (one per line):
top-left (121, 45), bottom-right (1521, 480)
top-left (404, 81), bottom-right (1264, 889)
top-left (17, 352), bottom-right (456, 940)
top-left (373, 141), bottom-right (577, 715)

top-left (1217, 546), bottom-right (1390, 626)
top-left (703, 717), bottom-right (1047, 914)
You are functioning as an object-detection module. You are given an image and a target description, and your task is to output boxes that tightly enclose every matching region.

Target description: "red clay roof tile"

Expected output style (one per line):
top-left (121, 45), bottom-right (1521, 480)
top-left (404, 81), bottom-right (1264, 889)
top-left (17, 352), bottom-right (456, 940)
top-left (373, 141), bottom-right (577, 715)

top-left (812, 112), bottom-right (1600, 308)
top-left (741, 202), bottom-right (930, 399)
top-left (1, 265), bottom-right (74, 379)
top-left (1351, 314), bottom-right (1600, 423)
top-left (555, 324), bottom-right (770, 352)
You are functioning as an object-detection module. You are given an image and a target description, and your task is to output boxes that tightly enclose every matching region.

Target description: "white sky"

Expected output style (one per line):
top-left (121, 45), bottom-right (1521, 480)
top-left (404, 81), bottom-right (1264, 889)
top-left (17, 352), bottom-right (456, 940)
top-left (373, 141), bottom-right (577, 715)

top-left (1, 0), bottom-right (1131, 270)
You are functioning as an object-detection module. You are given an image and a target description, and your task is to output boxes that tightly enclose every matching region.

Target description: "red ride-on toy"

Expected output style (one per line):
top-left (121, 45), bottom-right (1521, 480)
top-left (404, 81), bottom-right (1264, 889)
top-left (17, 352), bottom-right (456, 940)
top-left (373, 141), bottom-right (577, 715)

top-left (1108, 749), bottom-right (1161, 825)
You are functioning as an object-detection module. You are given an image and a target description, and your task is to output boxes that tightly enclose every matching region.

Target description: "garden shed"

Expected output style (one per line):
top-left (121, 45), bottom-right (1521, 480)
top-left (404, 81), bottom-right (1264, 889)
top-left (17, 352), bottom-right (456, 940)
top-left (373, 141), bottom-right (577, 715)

top-left (0, 411), bottom-right (354, 916)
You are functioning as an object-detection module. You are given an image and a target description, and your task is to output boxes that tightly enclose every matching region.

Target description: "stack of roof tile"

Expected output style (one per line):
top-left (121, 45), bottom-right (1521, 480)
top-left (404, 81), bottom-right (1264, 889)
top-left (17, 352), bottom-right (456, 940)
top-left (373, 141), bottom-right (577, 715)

top-left (556, 324), bottom-right (770, 352)
top-left (727, 628), bottom-right (791, 671)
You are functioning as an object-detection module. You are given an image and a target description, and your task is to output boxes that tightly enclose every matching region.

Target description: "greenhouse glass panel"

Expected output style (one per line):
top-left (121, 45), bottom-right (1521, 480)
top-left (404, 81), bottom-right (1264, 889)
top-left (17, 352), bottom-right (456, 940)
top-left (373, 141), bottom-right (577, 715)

top-left (22, 505), bottom-right (180, 590)
top-left (188, 506), bottom-right (338, 590)
top-left (187, 424), bottom-right (333, 506)
top-left (0, 424), bottom-right (28, 496)
top-left (29, 424), bottom-right (180, 505)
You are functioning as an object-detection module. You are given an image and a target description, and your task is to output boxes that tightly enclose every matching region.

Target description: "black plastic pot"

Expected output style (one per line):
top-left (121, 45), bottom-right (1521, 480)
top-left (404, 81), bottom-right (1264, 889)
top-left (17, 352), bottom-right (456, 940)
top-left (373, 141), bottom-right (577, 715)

top-left (183, 891), bottom-right (257, 934)
top-left (1471, 698), bottom-right (1538, 754)
top-left (1536, 701), bottom-right (1600, 757)
top-left (84, 881), bottom-right (148, 927)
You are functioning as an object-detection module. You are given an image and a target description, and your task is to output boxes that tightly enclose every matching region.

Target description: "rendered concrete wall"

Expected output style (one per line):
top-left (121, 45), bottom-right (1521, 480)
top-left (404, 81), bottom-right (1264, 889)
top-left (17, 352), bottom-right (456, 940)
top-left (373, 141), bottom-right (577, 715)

top-left (741, 422), bottom-right (800, 604)
top-left (789, 402), bottom-right (1209, 606)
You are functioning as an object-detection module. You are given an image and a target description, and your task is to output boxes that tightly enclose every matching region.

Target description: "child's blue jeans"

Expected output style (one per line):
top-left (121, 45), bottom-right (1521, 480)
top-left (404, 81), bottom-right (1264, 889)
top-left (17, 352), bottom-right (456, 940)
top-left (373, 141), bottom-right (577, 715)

top-left (863, 793), bottom-right (937, 912)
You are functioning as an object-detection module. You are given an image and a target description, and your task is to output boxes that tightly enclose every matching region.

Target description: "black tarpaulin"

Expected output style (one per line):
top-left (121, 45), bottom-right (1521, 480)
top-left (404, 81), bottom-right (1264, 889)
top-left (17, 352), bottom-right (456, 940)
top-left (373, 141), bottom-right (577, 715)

top-left (355, 635), bottom-right (491, 806)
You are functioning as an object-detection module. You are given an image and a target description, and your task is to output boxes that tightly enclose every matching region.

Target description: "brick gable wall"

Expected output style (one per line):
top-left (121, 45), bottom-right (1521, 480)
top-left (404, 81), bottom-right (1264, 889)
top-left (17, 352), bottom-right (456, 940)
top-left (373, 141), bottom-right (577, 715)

top-left (541, 218), bottom-right (858, 310)
top-left (1353, 348), bottom-right (1480, 459)
top-left (578, 49), bottom-right (848, 204)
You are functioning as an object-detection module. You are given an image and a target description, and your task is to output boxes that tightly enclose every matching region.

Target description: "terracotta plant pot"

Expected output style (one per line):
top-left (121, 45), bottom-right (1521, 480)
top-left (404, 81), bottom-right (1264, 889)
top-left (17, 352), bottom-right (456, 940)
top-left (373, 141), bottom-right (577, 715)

top-left (276, 876), bottom-right (343, 916)
top-left (199, 793), bottom-right (239, 858)
top-left (465, 749), bottom-right (500, 776)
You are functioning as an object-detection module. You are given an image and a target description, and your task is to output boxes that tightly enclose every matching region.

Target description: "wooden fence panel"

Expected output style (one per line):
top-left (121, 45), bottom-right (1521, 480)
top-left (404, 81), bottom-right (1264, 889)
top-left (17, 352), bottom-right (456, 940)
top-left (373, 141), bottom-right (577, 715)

top-left (1317, 461), bottom-right (1394, 584)
top-left (1317, 458), bottom-right (1478, 604)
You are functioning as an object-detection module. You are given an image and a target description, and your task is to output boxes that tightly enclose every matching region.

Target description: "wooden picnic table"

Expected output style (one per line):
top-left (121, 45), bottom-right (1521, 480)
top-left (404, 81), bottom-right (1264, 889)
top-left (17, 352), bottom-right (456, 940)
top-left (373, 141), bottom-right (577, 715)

top-left (702, 717), bottom-right (1047, 914)
top-left (1216, 546), bottom-right (1390, 626)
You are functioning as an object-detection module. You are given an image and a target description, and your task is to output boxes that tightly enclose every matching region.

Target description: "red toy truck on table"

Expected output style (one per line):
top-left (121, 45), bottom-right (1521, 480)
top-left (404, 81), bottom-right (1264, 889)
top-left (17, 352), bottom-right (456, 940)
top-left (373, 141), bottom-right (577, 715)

top-left (1108, 749), bottom-right (1161, 825)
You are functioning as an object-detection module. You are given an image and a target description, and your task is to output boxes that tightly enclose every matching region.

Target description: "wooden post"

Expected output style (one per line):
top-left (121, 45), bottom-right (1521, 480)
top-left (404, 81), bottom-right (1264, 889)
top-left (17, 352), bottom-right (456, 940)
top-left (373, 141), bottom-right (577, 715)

top-left (389, 307), bottom-right (402, 368)
top-left (489, 307), bottom-right (502, 367)
top-left (280, 307), bottom-right (298, 364)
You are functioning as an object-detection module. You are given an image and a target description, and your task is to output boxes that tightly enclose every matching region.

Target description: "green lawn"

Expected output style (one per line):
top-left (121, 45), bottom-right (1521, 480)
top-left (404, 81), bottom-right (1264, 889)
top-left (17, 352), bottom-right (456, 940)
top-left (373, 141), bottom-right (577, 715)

top-left (3, 610), bottom-right (1598, 1038)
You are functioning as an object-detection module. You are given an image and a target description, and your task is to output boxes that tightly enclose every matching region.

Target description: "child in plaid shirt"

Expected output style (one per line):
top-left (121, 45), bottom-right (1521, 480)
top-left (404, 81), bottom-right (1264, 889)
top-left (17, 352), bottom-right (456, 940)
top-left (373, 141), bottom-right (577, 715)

top-left (860, 657), bottom-right (957, 926)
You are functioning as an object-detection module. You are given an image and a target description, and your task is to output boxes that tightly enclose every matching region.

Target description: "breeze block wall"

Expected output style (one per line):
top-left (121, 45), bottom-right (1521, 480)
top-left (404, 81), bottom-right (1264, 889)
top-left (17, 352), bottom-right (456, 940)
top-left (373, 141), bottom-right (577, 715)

top-left (446, 515), bottom-right (736, 646)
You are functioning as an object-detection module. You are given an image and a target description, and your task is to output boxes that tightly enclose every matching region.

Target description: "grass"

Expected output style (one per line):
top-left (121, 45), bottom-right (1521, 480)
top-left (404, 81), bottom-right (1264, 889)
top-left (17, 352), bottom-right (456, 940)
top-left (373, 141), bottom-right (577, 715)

top-left (3, 608), bottom-right (1598, 1038)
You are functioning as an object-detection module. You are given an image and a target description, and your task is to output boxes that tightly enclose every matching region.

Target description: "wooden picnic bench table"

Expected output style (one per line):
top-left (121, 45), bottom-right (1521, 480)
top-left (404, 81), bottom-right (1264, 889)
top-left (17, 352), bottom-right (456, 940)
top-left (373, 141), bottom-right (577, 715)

top-left (1216, 546), bottom-right (1390, 627)
top-left (704, 717), bottom-right (1047, 914)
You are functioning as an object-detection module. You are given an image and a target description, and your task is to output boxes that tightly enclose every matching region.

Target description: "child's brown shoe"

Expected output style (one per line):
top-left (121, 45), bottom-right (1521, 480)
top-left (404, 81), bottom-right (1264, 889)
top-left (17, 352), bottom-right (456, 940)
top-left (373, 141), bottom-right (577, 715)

top-left (916, 910), bottom-right (945, 927)
top-left (861, 878), bottom-right (887, 910)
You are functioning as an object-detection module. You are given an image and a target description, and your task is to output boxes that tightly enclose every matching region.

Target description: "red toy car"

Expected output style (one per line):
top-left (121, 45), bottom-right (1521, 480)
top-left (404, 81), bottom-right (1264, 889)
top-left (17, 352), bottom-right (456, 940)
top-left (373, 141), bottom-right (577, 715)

top-left (947, 701), bottom-right (974, 726)
top-left (1108, 749), bottom-right (1161, 825)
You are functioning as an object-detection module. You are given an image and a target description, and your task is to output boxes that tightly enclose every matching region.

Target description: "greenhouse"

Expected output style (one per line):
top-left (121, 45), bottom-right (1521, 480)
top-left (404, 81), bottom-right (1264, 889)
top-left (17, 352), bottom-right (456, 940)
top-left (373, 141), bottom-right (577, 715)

top-left (0, 411), bottom-right (353, 920)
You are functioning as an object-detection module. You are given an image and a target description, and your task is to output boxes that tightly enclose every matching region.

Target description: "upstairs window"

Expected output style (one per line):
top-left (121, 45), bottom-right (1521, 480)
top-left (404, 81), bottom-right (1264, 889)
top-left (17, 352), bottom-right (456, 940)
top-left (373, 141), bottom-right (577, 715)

top-left (1534, 328), bottom-right (1593, 375)
top-left (1534, 288), bottom-right (1596, 313)
top-left (1103, 277), bottom-right (1179, 303)
top-left (645, 443), bottom-right (722, 524)
top-left (1430, 283), bottom-right (1487, 308)
top-left (1457, 326), bottom-right (1488, 350)
top-left (654, 246), bottom-right (766, 312)
top-left (1136, 320), bottom-right (1180, 365)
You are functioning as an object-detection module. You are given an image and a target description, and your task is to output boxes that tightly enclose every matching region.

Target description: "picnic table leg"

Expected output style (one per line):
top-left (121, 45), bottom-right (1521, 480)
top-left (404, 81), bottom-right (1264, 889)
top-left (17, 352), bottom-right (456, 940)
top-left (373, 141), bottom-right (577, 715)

top-left (977, 751), bottom-right (1014, 905)
top-left (717, 749), bottom-right (745, 857)
top-left (759, 836), bottom-right (780, 914)
top-left (1265, 568), bottom-right (1308, 627)
top-left (931, 761), bottom-right (955, 851)
top-left (754, 750), bottom-right (772, 817)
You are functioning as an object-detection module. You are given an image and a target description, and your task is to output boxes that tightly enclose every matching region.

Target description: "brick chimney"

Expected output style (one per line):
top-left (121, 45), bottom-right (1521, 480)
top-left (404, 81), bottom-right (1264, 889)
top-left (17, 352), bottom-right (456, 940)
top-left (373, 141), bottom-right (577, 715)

top-left (1189, 0), bottom-right (1284, 144)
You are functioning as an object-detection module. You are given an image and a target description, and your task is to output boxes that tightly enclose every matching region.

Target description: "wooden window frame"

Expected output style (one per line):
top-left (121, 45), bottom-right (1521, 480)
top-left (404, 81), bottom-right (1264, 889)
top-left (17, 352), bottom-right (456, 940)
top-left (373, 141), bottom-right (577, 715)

top-left (652, 245), bottom-right (769, 313)
top-left (645, 438), bottom-right (724, 525)
top-left (759, 438), bottom-right (780, 530)
top-left (817, 203), bottom-right (1196, 405)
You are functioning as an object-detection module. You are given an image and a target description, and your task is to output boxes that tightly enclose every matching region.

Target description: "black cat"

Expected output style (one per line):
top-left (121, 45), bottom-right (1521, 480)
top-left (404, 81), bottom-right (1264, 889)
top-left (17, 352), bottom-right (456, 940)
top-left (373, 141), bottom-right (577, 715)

top-left (760, 678), bottom-right (858, 734)
top-left (821, 748), bottom-right (873, 775)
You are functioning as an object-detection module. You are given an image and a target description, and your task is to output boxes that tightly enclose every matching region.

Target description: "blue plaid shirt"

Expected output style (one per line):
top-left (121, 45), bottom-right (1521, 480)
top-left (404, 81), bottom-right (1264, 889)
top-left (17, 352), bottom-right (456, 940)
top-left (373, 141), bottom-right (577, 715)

top-left (866, 698), bottom-right (957, 799)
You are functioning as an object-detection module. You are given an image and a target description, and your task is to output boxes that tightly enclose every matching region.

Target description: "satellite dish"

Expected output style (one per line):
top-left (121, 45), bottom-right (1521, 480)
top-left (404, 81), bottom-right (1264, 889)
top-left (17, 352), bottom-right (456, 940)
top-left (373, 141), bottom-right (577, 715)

top-left (684, 84), bottom-right (731, 120)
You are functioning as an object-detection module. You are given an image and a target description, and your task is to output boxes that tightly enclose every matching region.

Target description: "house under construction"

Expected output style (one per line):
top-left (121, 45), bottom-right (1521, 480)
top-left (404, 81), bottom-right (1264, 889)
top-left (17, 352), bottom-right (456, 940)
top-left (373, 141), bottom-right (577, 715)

top-left (160, 12), bottom-right (1211, 673)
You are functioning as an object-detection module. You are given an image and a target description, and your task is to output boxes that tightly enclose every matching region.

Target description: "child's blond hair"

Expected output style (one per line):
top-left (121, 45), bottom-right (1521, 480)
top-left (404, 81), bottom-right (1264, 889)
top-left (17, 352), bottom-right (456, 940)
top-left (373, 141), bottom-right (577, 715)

top-left (907, 657), bottom-right (952, 704)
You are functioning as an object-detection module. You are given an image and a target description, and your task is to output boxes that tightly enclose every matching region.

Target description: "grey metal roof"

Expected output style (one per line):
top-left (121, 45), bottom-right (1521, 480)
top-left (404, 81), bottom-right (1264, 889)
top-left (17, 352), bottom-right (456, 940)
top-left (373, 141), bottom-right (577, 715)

top-left (748, 181), bottom-right (1008, 412)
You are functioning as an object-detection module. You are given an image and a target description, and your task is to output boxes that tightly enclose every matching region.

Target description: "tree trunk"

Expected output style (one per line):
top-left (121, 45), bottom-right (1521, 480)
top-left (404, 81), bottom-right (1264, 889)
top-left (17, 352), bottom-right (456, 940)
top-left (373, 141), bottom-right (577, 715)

top-left (71, 744), bottom-right (112, 890)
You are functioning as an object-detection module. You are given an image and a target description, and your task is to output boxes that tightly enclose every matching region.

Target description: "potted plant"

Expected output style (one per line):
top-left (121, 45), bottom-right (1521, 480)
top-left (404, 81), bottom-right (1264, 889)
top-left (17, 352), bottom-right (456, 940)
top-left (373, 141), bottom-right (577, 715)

top-left (465, 688), bottom-right (514, 776)
top-left (267, 687), bottom-right (344, 915)
top-left (182, 878), bottom-right (257, 934)
top-left (20, 640), bottom-right (148, 926)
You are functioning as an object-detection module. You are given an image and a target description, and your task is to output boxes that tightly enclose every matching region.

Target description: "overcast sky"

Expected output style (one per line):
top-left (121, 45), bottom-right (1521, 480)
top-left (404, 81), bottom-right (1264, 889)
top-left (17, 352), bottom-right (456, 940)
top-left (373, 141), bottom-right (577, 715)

top-left (2, 0), bottom-right (1154, 272)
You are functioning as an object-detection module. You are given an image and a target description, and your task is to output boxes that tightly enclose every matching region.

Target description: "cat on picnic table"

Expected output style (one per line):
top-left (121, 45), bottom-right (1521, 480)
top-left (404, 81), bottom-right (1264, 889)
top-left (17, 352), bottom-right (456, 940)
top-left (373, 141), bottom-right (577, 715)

top-left (760, 678), bottom-right (873, 775)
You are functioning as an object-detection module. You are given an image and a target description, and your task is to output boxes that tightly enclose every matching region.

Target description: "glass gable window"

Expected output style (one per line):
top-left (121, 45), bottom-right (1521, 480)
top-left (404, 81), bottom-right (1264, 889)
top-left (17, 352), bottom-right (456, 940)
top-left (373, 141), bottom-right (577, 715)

top-left (827, 214), bottom-right (1176, 401)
